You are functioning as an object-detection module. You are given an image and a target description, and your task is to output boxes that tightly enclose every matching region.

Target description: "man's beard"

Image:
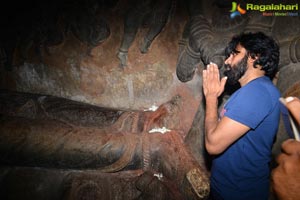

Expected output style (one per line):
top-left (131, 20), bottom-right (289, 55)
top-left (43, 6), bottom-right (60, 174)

top-left (223, 55), bottom-right (248, 85)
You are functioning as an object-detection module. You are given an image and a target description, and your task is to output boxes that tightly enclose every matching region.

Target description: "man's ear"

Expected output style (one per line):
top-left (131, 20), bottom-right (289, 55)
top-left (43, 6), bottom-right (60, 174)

top-left (248, 55), bottom-right (260, 69)
top-left (248, 54), bottom-right (258, 61)
top-left (248, 54), bottom-right (259, 64)
top-left (249, 55), bottom-right (263, 69)
top-left (247, 55), bottom-right (255, 64)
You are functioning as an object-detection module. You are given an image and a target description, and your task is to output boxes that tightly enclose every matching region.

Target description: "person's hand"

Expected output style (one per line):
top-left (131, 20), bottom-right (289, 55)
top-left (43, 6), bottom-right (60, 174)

top-left (202, 63), bottom-right (227, 98)
top-left (272, 139), bottom-right (300, 200)
top-left (285, 97), bottom-right (300, 125)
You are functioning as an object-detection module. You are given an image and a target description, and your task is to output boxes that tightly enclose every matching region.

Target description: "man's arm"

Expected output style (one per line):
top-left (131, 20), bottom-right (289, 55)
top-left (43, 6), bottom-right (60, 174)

top-left (272, 139), bottom-right (300, 200)
top-left (202, 63), bottom-right (250, 155)
top-left (272, 97), bottom-right (300, 200)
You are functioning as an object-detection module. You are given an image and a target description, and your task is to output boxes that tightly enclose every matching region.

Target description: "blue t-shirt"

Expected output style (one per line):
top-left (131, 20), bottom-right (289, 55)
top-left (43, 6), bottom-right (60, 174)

top-left (210, 76), bottom-right (280, 200)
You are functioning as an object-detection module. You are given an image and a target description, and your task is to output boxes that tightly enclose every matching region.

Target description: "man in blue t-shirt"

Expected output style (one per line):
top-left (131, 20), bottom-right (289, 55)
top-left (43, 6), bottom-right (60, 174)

top-left (202, 32), bottom-right (280, 199)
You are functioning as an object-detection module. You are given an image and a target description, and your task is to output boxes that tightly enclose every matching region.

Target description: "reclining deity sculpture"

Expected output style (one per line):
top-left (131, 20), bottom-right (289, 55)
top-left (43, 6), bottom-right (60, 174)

top-left (0, 90), bottom-right (210, 199)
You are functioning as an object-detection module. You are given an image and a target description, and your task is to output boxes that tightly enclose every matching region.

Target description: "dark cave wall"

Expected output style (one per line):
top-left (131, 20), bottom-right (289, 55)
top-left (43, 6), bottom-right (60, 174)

top-left (0, 0), bottom-right (300, 199)
top-left (0, 0), bottom-right (195, 111)
top-left (0, 0), bottom-right (203, 148)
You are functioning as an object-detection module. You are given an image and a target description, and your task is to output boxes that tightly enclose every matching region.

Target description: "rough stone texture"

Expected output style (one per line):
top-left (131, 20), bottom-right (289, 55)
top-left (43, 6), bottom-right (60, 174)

top-left (1, 0), bottom-right (186, 110)
top-left (0, 90), bottom-right (209, 199)
top-left (0, 0), bottom-right (300, 199)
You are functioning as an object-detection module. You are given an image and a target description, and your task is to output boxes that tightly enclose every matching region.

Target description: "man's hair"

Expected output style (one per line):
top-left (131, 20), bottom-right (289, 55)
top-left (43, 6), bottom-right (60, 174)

top-left (225, 32), bottom-right (280, 79)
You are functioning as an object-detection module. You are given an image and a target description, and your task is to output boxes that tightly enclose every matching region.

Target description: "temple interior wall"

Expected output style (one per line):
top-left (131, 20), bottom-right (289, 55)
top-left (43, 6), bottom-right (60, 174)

top-left (0, 0), bottom-right (300, 199)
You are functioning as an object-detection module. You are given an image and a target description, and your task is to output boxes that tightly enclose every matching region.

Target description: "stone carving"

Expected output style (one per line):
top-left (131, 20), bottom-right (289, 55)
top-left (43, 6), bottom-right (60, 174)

top-left (117, 0), bottom-right (173, 67)
top-left (65, 0), bottom-right (111, 54)
top-left (14, 1), bottom-right (66, 64)
top-left (0, 90), bottom-right (209, 199)
top-left (1, 1), bottom-right (300, 199)
top-left (0, 0), bottom-right (113, 68)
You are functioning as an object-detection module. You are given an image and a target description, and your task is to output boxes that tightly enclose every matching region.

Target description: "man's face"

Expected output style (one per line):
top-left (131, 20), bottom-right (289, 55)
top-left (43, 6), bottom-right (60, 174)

top-left (223, 44), bottom-right (248, 85)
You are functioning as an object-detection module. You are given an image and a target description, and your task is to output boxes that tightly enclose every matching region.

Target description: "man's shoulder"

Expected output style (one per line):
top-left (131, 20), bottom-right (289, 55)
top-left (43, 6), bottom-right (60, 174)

top-left (242, 77), bottom-right (280, 96)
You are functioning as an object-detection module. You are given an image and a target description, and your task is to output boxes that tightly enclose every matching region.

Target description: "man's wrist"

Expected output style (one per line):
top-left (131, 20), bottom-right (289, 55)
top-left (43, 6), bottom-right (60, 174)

top-left (205, 95), bottom-right (218, 103)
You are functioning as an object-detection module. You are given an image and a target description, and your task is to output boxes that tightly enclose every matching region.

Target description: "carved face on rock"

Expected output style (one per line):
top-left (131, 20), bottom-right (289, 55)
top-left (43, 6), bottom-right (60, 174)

top-left (223, 44), bottom-right (248, 85)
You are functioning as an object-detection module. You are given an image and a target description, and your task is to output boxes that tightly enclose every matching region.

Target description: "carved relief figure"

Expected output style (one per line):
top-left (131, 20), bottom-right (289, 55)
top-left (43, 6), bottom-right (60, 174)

top-left (117, 0), bottom-right (173, 67)
top-left (0, 90), bottom-right (210, 199)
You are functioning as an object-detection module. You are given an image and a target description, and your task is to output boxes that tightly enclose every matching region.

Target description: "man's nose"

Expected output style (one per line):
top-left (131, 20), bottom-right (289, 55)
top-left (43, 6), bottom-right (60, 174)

top-left (224, 55), bottom-right (232, 65)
